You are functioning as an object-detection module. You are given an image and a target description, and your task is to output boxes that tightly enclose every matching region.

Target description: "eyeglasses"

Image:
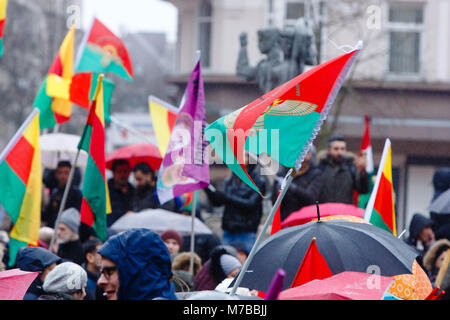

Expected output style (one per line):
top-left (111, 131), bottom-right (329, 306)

top-left (99, 266), bottom-right (117, 279)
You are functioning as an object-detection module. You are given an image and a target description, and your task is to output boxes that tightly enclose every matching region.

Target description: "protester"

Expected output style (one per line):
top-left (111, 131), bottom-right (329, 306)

top-left (229, 241), bottom-right (249, 264)
top-left (161, 229), bottom-right (183, 259)
top-left (318, 136), bottom-right (369, 204)
top-left (193, 246), bottom-right (242, 291)
top-left (42, 161), bottom-right (83, 228)
top-left (107, 159), bottom-right (135, 227)
top-left (405, 213), bottom-right (436, 264)
top-left (55, 208), bottom-right (84, 265)
top-left (423, 239), bottom-right (450, 285)
top-left (272, 147), bottom-right (323, 222)
top-left (171, 252), bottom-right (202, 292)
top-left (82, 238), bottom-right (103, 300)
top-left (16, 247), bottom-right (61, 300)
top-left (204, 153), bottom-right (265, 253)
top-left (38, 262), bottom-right (88, 300)
top-left (430, 167), bottom-right (450, 237)
top-left (97, 228), bottom-right (177, 300)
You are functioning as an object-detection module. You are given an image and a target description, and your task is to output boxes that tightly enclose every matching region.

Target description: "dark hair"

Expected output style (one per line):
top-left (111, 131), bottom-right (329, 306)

top-left (133, 162), bottom-right (153, 175)
top-left (111, 159), bottom-right (130, 172)
top-left (328, 135), bottom-right (346, 147)
top-left (83, 238), bottom-right (102, 262)
top-left (57, 161), bottom-right (72, 169)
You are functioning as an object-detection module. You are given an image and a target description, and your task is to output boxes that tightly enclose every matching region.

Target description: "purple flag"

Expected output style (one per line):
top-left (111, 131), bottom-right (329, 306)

top-left (157, 61), bottom-right (210, 204)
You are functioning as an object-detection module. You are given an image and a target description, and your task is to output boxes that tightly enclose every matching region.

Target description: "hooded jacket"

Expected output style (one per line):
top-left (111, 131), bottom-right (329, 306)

top-left (97, 228), bottom-right (177, 300)
top-left (406, 213), bottom-right (434, 247)
top-left (193, 247), bottom-right (234, 291)
top-left (432, 168), bottom-right (450, 201)
top-left (16, 247), bottom-right (61, 300)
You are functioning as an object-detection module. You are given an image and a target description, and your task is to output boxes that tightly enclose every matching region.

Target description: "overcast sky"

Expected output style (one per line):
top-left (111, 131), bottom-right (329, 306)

top-left (81, 0), bottom-right (178, 42)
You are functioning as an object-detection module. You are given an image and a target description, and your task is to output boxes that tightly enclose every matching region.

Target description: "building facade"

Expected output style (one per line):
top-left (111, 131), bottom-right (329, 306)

top-left (166, 0), bottom-right (450, 232)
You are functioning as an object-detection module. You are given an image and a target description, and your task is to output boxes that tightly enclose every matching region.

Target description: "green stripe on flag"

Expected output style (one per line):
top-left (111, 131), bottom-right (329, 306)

top-left (89, 74), bottom-right (115, 122)
top-left (8, 237), bottom-right (28, 267)
top-left (78, 123), bottom-right (92, 152)
top-left (0, 39), bottom-right (3, 57)
top-left (82, 156), bottom-right (108, 241)
top-left (0, 161), bottom-right (27, 223)
top-left (33, 79), bottom-right (57, 129)
top-left (369, 209), bottom-right (392, 234)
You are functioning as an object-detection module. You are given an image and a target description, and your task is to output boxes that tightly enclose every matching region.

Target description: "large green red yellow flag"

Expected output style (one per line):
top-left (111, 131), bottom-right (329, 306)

top-left (0, 109), bottom-right (41, 266)
top-left (78, 75), bottom-right (111, 241)
top-left (75, 18), bottom-right (133, 81)
top-left (205, 43), bottom-right (362, 194)
top-left (363, 138), bottom-right (397, 235)
top-left (0, 0), bottom-right (8, 58)
top-left (33, 26), bottom-right (75, 129)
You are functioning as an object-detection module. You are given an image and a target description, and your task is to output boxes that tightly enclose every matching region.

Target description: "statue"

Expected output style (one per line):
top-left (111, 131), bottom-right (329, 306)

top-left (236, 18), bottom-right (317, 94)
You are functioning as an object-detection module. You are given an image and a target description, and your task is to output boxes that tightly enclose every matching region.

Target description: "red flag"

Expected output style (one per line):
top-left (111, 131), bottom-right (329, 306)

top-left (270, 190), bottom-right (282, 235)
top-left (290, 237), bottom-right (333, 288)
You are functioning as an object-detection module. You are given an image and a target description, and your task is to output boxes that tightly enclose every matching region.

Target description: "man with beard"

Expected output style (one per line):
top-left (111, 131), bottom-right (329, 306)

top-left (318, 136), bottom-right (369, 204)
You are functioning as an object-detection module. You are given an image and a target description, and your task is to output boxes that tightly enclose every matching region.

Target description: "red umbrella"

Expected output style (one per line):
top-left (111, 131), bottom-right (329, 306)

top-left (278, 271), bottom-right (393, 300)
top-left (106, 143), bottom-right (163, 171)
top-left (0, 269), bottom-right (39, 300)
top-left (281, 203), bottom-right (365, 228)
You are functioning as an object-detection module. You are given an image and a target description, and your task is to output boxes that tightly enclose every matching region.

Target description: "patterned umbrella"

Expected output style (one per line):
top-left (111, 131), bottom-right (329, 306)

top-left (387, 260), bottom-right (433, 300)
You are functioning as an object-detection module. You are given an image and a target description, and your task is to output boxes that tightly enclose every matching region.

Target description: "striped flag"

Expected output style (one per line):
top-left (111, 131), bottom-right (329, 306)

top-left (0, 109), bottom-right (42, 266)
top-left (363, 138), bottom-right (397, 235)
top-left (0, 0), bottom-right (8, 57)
top-left (78, 75), bottom-right (112, 241)
top-left (33, 26), bottom-right (76, 129)
top-left (148, 95), bottom-right (178, 156)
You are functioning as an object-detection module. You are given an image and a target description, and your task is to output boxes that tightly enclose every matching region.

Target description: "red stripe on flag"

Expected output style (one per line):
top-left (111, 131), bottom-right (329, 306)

top-left (373, 174), bottom-right (395, 232)
top-left (360, 114), bottom-right (371, 150)
top-left (0, 20), bottom-right (5, 38)
top-left (88, 114), bottom-right (106, 179)
top-left (80, 198), bottom-right (95, 227)
top-left (70, 73), bottom-right (92, 108)
top-left (5, 137), bottom-right (34, 184)
top-left (47, 55), bottom-right (63, 76)
top-left (270, 190), bottom-right (282, 235)
top-left (54, 111), bottom-right (71, 125)
top-left (167, 111), bottom-right (177, 131)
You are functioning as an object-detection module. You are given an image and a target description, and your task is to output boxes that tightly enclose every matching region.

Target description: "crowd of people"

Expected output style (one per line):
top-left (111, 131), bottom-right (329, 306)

top-left (0, 135), bottom-right (449, 300)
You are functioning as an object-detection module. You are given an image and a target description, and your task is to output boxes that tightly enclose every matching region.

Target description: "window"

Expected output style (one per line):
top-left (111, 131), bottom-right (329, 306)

top-left (198, 0), bottom-right (212, 68)
top-left (387, 3), bottom-right (424, 76)
top-left (285, 0), bottom-right (306, 26)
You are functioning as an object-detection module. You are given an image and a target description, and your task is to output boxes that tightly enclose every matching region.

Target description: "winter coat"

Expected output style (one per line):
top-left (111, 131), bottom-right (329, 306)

top-left (193, 247), bottom-right (231, 291)
top-left (57, 239), bottom-right (84, 265)
top-left (97, 228), bottom-right (177, 300)
top-left (272, 164), bottom-right (323, 222)
top-left (181, 233), bottom-right (221, 264)
top-left (318, 154), bottom-right (369, 204)
top-left (42, 186), bottom-right (82, 228)
top-left (432, 168), bottom-right (450, 201)
top-left (15, 247), bottom-right (61, 300)
top-left (423, 239), bottom-right (450, 284)
top-left (205, 166), bottom-right (266, 234)
top-left (107, 179), bottom-right (135, 227)
top-left (405, 213), bottom-right (435, 247)
top-left (82, 264), bottom-right (99, 300)
top-left (131, 183), bottom-right (180, 213)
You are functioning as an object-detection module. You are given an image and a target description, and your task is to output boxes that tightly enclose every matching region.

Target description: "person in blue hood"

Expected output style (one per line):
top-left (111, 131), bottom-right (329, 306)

top-left (97, 228), bottom-right (177, 300)
top-left (16, 247), bottom-right (61, 300)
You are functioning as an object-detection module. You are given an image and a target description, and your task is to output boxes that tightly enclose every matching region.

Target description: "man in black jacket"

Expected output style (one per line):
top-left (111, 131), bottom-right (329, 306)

top-left (318, 136), bottom-right (369, 204)
top-left (205, 154), bottom-right (266, 254)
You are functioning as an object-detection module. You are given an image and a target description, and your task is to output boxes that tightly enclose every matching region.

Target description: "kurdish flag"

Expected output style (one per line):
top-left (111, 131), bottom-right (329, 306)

top-left (356, 114), bottom-right (375, 208)
top-left (33, 26), bottom-right (75, 129)
top-left (205, 43), bottom-right (362, 194)
top-left (46, 72), bottom-right (115, 122)
top-left (75, 18), bottom-right (133, 81)
top-left (0, 109), bottom-right (41, 266)
top-left (363, 138), bottom-right (397, 235)
top-left (78, 75), bottom-right (112, 241)
top-left (148, 95), bottom-right (178, 156)
top-left (0, 0), bottom-right (8, 58)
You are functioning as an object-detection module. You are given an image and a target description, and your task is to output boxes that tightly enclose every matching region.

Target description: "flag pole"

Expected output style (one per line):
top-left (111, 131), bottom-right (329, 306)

top-left (229, 171), bottom-right (295, 296)
top-left (189, 190), bottom-right (198, 275)
top-left (48, 148), bottom-right (81, 253)
top-left (0, 108), bottom-right (40, 164)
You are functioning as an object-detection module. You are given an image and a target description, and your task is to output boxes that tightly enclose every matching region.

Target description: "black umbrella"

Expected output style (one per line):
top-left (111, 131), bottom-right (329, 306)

top-left (234, 220), bottom-right (419, 292)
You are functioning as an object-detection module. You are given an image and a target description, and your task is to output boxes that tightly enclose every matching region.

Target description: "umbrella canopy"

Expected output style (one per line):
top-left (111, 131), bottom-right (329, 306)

top-left (281, 203), bottom-right (365, 228)
top-left (278, 271), bottom-right (394, 300)
top-left (40, 133), bottom-right (88, 169)
top-left (235, 220), bottom-right (418, 292)
top-left (429, 189), bottom-right (450, 215)
top-left (387, 260), bottom-right (433, 300)
top-left (109, 208), bottom-right (212, 236)
top-left (0, 269), bottom-right (39, 300)
top-left (311, 215), bottom-right (371, 224)
top-left (106, 143), bottom-right (162, 171)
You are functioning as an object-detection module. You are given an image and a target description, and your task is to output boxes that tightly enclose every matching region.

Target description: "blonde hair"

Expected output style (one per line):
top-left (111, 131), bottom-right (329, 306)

top-left (172, 252), bottom-right (202, 276)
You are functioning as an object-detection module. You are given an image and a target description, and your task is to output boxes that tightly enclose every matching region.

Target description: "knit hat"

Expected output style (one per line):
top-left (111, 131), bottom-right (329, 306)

top-left (59, 208), bottom-right (80, 233)
top-left (160, 229), bottom-right (183, 247)
top-left (220, 254), bottom-right (241, 276)
top-left (43, 262), bottom-right (87, 294)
